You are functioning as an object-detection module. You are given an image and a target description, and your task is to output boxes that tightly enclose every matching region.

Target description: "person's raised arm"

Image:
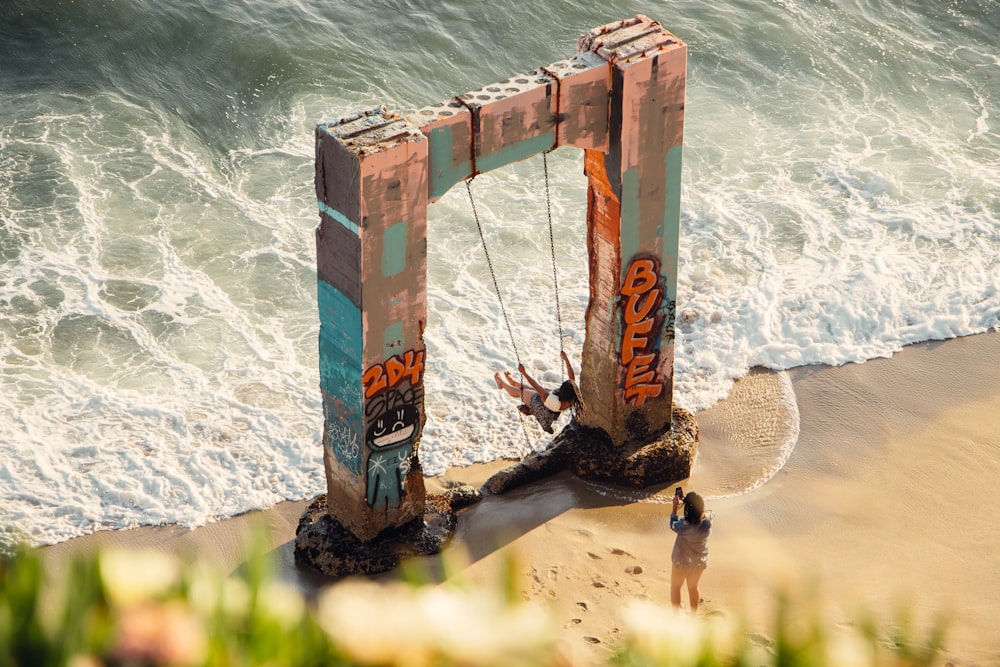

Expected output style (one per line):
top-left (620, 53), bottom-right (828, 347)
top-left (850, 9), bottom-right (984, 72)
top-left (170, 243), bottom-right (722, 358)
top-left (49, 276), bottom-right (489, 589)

top-left (517, 364), bottom-right (547, 396)
top-left (669, 493), bottom-right (682, 530)
top-left (561, 350), bottom-right (576, 382)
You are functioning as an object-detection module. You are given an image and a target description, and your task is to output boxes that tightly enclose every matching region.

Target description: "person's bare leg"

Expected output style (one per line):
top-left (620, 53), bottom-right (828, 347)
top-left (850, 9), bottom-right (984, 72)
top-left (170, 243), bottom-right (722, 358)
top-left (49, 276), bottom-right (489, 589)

top-left (504, 372), bottom-right (536, 406)
top-left (670, 564), bottom-right (685, 610)
top-left (686, 567), bottom-right (705, 613)
top-left (495, 372), bottom-right (521, 398)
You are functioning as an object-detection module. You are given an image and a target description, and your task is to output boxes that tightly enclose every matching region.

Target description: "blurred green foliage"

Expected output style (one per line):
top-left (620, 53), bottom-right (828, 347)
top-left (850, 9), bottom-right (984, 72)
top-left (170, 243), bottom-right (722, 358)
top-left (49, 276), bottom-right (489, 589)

top-left (0, 535), bottom-right (946, 667)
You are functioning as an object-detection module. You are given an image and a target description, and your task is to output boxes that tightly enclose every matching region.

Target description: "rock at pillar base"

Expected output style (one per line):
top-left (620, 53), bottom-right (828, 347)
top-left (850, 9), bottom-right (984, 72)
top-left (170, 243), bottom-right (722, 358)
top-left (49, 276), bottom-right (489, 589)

top-left (484, 407), bottom-right (699, 495)
top-left (570, 407), bottom-right (698, 487)
top-left (294, 487), bottom-right (481, 578)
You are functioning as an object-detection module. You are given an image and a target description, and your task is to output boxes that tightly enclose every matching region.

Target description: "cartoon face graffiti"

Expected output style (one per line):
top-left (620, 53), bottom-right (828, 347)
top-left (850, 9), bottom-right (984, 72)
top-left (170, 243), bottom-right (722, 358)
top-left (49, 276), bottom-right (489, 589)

top-left (369, 403), bottom-right (419, 449)
top-left (364, 388), bottom-right (421, 513)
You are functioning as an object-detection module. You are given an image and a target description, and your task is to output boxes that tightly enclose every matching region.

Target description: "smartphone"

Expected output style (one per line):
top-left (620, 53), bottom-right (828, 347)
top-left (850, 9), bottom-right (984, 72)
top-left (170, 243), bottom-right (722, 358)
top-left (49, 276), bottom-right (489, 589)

top-left (675, 486), bottom-right (684, 499)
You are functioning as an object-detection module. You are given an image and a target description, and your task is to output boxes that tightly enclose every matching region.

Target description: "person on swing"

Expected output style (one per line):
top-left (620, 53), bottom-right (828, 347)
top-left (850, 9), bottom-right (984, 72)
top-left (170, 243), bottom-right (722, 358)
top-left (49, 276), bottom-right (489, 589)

top-left (494, 351), bottom-right (584, 433)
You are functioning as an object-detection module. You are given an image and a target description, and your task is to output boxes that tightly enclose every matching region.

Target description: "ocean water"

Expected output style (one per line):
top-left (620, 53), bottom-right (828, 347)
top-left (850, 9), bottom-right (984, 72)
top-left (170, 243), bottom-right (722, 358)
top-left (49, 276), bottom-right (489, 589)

top-left (1, 0), bottom-right (997, 545)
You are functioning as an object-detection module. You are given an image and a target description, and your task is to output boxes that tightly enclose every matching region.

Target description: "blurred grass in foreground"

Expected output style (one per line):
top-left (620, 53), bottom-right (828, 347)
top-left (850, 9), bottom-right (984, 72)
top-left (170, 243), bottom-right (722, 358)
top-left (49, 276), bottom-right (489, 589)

top-left (1, 535), bottom-right (946, 667)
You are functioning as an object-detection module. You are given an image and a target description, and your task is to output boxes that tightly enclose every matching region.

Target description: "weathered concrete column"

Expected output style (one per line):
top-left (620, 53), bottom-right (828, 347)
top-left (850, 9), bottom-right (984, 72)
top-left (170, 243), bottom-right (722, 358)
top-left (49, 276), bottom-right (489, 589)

top-left (314, 107), bottom-right (429, 542)
top-left (575, 16), bottom-right (687, 446)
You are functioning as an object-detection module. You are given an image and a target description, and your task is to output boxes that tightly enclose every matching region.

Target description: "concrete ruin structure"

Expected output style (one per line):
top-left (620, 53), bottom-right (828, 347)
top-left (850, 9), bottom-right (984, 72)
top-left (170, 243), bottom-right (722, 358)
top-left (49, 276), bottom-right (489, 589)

top-left (306, 15), bottom-right (687, 547)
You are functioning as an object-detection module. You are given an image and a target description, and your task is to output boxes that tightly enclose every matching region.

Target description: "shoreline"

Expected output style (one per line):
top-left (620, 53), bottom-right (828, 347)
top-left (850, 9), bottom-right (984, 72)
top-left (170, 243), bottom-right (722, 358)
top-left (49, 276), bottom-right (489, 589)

top-left (39, 330), bottom-right (1000, 665)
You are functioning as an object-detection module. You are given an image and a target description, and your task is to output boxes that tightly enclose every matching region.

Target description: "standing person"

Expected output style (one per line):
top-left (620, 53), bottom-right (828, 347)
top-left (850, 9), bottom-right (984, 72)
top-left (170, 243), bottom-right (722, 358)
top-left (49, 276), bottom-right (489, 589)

top-left (493, 351), bottom-right (584, 433)
top-left (669, 489), bottom-right (712, 613)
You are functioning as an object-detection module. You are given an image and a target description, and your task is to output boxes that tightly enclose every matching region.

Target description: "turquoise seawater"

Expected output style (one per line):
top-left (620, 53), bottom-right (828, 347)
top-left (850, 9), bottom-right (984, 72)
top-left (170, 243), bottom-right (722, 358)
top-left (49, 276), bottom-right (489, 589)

top-left (1, 0), bottom-right (997, 544)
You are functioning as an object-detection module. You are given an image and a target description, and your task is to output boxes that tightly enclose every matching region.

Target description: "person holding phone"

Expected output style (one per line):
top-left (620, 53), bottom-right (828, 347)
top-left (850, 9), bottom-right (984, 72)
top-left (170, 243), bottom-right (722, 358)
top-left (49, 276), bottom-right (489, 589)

top-left (669, 487), bottom-right (713, 613)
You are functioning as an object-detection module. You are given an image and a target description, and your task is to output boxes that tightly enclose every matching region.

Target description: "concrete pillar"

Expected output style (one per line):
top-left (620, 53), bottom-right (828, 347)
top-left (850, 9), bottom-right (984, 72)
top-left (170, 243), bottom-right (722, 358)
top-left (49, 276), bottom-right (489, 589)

top-left (574, 16), bottom-right (687, 446)
top-left (314, 107), bottom-right (429, 542)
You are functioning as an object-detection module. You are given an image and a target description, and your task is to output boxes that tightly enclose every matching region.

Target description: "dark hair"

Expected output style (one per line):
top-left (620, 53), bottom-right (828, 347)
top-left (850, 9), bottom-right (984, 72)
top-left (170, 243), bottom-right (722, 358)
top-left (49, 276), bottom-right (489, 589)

top-left (683, 491), bottom-right (705, 525)
top-left (554, 380), bottom-right (584, 411)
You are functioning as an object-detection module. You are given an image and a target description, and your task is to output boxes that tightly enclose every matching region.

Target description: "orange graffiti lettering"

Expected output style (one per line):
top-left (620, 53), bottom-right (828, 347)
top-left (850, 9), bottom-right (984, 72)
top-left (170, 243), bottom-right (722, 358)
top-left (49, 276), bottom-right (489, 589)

top-left (624, 382), bottom-right (663, 405)
top-left (622, 258), bottom-right (659, 296)
top-left (624, 352), bottom-right (657, 387)
top-left (621, 317), bottom-right (654, 365)
top-left (624, 287), bottom-right (661, 324)
top-left (363, 349), bottom-right (425, 399)
top-left (620, 257), bottom-right (664, 407)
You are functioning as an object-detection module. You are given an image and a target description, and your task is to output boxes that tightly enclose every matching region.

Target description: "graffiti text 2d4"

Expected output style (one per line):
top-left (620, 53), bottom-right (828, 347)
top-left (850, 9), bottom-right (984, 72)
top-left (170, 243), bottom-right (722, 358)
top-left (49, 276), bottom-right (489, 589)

top-left (363, 349), bottom-right (426, 399)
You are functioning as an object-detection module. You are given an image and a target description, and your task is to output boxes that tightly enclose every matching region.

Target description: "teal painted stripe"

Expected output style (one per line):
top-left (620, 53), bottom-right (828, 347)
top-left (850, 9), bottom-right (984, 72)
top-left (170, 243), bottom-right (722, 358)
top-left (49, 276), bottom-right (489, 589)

top-left (317, 279), bottom-right (362, 368)
top-left (620, 166), bottom-right (640, 274)
top-left (477, 132), bottom-right (555, 174)
top-left (318, 200), bottom-right (359, 235)
top-left (317, 279), bottom-right (364, 473)
top-left (427, 125), bottom-right (472, 200)
top-left (382, 221), bottom-right (407, 277)
top-left (661, 145), bottom-right (683, 303)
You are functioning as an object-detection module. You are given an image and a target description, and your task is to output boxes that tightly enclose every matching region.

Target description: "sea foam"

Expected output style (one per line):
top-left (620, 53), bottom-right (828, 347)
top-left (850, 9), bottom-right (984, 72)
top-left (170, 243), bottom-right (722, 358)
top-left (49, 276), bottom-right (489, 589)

top-left (1, 0), bottom-right (997, 545)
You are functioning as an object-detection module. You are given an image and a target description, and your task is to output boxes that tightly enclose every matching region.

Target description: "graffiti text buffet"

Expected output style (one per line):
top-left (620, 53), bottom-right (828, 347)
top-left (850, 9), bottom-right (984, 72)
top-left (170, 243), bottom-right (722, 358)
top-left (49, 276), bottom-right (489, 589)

top-left (620, 257), bottom-right (664, 407)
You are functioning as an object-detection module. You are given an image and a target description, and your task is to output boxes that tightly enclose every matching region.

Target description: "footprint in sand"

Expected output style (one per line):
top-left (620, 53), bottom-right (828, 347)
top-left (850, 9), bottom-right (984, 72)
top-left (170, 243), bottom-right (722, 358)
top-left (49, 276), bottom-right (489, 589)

top-left (583, 636), bottom-right (601, 644)
top-left (610, 547), bottom-right (631, 556)
top-left (527, 567), bottom-right (557, 599)
top-left (563, 618), bottom-right (582, 628)
top-left (625, 565), bottom-right (643, 575)
top-left (576, 601), bottom-right (589, 611)
top-left (586, 551), bottom-right (602, 560)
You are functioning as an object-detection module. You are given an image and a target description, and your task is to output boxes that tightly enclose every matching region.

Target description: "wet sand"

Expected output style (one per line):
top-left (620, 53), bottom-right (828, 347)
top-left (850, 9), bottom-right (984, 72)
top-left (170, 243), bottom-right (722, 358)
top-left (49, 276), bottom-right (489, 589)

top-left (40, 331), bottom-right (1000, 665)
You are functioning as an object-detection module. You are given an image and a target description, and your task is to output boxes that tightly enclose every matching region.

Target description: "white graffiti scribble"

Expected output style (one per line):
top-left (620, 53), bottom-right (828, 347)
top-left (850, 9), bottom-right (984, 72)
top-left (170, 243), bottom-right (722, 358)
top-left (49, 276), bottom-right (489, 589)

top-left (396, 450), bottom-right (411, 478)
top-left (328, 419), bottom-right (360, 468)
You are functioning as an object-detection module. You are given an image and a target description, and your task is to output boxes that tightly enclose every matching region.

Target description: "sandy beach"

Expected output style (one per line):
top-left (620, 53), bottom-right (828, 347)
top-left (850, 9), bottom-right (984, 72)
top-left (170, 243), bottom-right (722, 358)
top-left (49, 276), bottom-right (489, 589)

top-left (40, 330), bottom-right (1000, 666)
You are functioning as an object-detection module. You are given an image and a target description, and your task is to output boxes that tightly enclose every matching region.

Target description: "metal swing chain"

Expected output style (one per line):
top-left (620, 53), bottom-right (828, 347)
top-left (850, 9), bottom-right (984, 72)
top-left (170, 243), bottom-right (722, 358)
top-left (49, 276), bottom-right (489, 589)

top-left (466, 178), bottom-right (534, 447)
top-left (466, 178), bottom-right (523, 369)
top-left (542, 150), bottom-right (566, 382)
